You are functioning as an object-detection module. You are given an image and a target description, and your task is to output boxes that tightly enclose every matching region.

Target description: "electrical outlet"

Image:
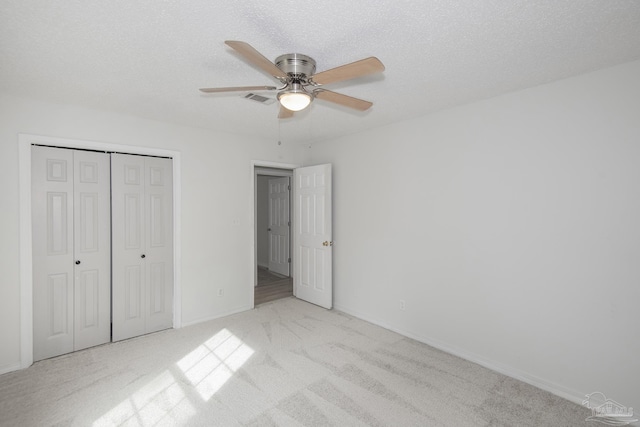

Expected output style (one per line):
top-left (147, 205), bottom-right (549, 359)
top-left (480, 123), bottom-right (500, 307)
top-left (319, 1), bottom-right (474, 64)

top-left (399, 300), bottom-right (406, 310)
top-left (217, 289), bottom-right (224, 297)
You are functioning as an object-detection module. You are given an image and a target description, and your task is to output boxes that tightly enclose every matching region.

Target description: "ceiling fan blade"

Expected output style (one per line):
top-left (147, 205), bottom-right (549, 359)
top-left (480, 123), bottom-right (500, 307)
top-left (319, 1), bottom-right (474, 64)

top-left (311, 57), bottom-right (385, 86)
top-left (199, 86), bottom-right (277, 93)
top-left (225, 40), bottom-right (287, 80)
top-left (314, 89), bottom-right (373, 111)
top-left (278, 105), bottom-right (294, 119)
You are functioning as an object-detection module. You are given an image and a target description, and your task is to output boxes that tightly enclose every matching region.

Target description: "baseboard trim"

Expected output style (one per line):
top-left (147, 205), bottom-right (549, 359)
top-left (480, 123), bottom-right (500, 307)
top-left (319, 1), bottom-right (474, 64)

top-left (0, 362), bottom-right (22, 376)
top-left (181, 305), bottom-right (252, 328)
top-left (333, 303), bottom-right (586, 407)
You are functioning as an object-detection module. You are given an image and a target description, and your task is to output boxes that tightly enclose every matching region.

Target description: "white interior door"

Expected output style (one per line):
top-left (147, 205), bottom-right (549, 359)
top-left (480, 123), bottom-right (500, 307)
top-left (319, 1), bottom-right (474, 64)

top-left (32, 146), bottom-right (74, 360)
top-left (32, 146), bottom-right (111, 361)
top-left (73, 150), bottom-right (111, 351)
top-left (112, 154), bottom-right (173, 342)
top-left (268, 177), bottom-right (290, 276)
top-left (111, 154), bottom-right (145, 341)
top-left (293, 164), bottom-right (332, 309)
top-left (144, 156), bottom-right (174, 334)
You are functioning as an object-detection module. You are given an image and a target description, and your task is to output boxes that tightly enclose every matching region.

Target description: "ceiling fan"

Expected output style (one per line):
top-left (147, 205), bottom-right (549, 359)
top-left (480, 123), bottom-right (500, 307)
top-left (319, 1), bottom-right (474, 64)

top-left (200, 41), bottom-right (385, 119)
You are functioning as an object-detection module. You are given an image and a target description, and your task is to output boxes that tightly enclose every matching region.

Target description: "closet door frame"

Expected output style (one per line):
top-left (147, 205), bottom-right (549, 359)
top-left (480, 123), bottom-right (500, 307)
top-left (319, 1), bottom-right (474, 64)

top-left (18, 134), bottom-right (182, 369)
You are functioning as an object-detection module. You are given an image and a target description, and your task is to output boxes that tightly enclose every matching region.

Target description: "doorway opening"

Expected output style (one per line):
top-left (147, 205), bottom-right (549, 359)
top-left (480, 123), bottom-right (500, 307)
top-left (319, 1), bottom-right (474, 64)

top-left (251, 160), bottom-right (333, 310)
top-left (254, 167), bottom-right (293, 306)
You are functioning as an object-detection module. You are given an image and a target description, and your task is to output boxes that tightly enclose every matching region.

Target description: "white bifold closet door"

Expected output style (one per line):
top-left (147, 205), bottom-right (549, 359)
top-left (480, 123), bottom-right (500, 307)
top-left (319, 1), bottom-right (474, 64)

top-left (111, 153), bottom-right (174, 342)
top-left (32, 146), bottom-right (111, 361)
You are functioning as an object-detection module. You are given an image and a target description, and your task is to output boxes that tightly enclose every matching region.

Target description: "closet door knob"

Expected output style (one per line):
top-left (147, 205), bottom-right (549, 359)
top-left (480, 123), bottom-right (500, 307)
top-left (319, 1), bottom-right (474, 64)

top-left (141, 254), bottom-right (146, 259)
top-left (75, 260), bottom-right (81, 265)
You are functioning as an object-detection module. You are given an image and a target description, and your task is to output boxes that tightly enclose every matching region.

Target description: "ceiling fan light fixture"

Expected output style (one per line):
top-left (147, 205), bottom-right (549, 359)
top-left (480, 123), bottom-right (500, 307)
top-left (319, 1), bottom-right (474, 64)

top-left (202, 41), bottom-right (385, 118)
top-left (278, 84), bottom-right (312, 111)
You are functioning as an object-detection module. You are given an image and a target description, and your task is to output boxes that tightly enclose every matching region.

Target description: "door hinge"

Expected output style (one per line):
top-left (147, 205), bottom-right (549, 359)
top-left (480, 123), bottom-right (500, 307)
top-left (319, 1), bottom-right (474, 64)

top-left (288, 258), bottom-right (291, 263)
top-left (288, 184), bottom-right (291, 190)
top-left (288, 221), bottom-right (290, 226)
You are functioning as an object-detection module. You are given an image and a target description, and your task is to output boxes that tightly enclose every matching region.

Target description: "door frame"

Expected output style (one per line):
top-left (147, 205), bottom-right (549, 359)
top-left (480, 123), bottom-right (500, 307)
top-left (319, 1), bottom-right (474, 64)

top-left (18, 133), bottom-right (182, 369)
top-left (251, 161), bottom-right (300, 308)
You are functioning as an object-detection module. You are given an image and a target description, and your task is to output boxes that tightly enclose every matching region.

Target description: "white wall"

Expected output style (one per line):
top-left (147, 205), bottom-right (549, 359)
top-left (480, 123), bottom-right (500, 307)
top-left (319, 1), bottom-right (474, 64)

top-left (310, 60), bottom-right (640, 411)
top-left (0, 94), bottom-right (304, 373)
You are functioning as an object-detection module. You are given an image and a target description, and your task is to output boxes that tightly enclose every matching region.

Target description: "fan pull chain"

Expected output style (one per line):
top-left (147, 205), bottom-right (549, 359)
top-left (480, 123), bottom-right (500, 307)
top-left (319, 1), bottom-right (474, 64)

top-left (278, 119), bottom-right (282, 145)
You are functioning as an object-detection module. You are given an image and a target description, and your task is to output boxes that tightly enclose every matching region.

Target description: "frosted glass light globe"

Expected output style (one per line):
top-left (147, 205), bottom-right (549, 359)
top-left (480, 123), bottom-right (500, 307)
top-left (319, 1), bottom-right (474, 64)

top-left (278, 91), bottom-right (312, 111)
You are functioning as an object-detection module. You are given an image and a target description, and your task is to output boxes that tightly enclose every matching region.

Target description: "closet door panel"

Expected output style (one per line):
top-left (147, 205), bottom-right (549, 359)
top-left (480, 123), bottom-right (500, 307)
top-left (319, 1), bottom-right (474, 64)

top-left (73, 150), bottom-right (111, 351)
top-left (145, 157), bottom-right (173, 333)
top-left (32, 146), bottom-right (74, 361)
top-left (112, 154), bottom-right (147, 341)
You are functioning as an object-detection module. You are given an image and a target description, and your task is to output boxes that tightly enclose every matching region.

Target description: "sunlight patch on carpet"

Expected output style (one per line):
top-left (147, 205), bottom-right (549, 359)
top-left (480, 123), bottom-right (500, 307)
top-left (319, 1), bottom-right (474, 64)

top-left (177, 328), bottom-right (254, 401)
top-left (92, 329), bottom-right (253, 426)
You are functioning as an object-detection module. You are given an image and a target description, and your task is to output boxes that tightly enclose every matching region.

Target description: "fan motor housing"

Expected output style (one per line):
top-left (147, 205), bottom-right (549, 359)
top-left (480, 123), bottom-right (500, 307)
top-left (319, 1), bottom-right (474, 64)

top-left (275, 54), bottom-right (316, 79)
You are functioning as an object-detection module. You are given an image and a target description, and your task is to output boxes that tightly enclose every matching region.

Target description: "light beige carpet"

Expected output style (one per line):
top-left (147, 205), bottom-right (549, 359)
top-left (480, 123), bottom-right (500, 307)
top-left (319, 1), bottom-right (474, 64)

top-left (0, 297), bottom-right (591, 426)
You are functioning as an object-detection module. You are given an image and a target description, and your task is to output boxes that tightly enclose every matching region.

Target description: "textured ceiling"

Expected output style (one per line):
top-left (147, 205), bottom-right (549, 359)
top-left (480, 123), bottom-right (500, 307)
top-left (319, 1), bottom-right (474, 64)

top-left (2, 1), bottom-right (640, 144)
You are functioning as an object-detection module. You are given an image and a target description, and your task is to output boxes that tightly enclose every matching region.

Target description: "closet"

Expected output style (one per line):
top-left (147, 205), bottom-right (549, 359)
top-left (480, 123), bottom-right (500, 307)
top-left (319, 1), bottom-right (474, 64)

top-left (31, 146), bottom-right (173, 361)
